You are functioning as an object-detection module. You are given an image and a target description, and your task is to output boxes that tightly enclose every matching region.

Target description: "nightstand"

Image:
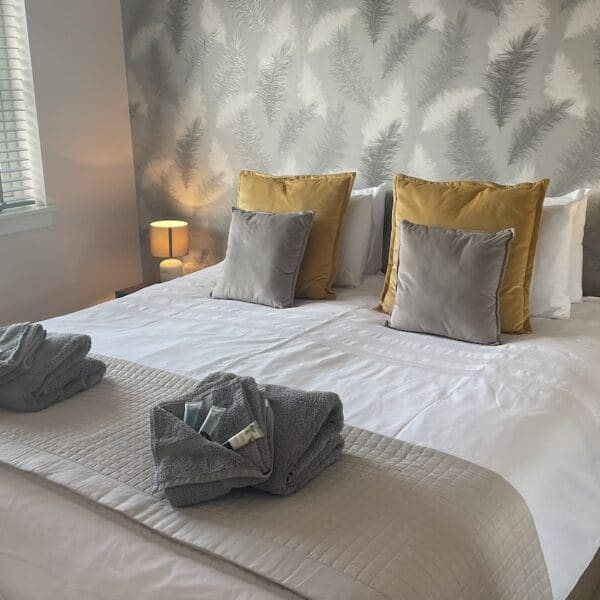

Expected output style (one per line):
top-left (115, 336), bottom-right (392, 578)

top-left (115, 282), bottom-right (159, 299)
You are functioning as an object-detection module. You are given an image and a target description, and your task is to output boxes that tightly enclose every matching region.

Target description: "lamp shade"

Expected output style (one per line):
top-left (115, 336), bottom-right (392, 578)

top-left (150, 220), bottom-right (189, 258)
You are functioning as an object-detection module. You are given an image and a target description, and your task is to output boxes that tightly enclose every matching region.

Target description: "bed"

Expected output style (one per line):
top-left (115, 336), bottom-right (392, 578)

top-left (1, 264), bottom-right (599, 599)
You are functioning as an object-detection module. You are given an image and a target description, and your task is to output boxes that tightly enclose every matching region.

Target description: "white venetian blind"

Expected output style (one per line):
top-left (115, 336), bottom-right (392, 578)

top-left (0, 0), bottom-right (44, 213)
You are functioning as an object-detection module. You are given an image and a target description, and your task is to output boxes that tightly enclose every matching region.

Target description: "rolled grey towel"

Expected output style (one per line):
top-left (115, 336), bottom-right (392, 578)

top-left (0, 332), bottom-right (106, 412)
top-left (255, 383), bottom-right (344, 496)
top-left (151, 372), bottom-right (274, 507)
top-left (0, 323), bottom-right (46, 384)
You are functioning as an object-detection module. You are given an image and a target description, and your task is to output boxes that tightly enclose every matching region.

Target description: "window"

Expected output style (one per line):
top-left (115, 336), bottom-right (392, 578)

top-left (0, 0), bottom-right (45, 218)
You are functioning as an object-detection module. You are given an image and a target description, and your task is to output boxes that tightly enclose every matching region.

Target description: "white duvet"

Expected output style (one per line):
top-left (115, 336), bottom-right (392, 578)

top-left (1, 264), bottom-right (599, 600)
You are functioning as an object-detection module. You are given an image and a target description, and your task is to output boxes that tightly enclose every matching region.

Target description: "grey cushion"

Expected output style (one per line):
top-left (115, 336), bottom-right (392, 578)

top-left (387, 220), bottom-right (514, 345)
top-left (583, 192), bottom-right (600, 297)
top-left (212, 207), bottom-right (314, 308)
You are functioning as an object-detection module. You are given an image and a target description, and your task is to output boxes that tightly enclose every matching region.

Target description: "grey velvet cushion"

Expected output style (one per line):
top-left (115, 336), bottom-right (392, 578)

top-left (212, 207), bottom-right (314, 308)
top-left (583, 192), bottom-right (600, 297)
top-left (387, 221), bottom-right (514, 345)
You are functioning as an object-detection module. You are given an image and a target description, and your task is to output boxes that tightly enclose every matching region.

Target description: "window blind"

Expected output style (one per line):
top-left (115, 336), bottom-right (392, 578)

top-left (0, 0), bottom-right (44, 213)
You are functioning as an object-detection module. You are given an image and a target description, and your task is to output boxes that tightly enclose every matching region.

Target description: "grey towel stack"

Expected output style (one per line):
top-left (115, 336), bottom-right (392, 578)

top-left (151, 372), bottom-right (344, 507)
top-left (0, 323), bottom-right (106, 412)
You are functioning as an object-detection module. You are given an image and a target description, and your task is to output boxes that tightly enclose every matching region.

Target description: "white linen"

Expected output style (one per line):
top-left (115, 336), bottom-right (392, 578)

top-left (334, 192), bottom-right (372, 287)
top-left (569, 189), bottom-right (590, 302)
top-left (353, 183), bottom-right (387, 274)
top-left (2, 265), bottom-right (599, 600)
top-left (530, 198), bottom-right (579, 319)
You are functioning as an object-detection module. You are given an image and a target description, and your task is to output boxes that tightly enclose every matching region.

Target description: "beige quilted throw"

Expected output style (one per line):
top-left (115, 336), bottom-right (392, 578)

top-left (0, 356), bottom-right (552, 600)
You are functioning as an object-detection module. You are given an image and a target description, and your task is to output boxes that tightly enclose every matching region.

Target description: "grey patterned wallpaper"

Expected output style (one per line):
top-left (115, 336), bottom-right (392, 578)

top-left (120, 0), bottom-right (600, 279)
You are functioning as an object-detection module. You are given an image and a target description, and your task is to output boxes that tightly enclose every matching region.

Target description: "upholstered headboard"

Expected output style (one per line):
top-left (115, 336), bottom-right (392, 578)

top-left (381, 187), bottom-right (394, 275)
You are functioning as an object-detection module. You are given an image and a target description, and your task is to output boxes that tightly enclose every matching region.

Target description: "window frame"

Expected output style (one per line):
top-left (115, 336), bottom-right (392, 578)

top-left (0, 0), bottom-right (51, 236)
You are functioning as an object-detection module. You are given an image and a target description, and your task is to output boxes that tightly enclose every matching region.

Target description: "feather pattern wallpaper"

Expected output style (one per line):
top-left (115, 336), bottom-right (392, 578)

top-left (120, 0), bottom-right (600, 278)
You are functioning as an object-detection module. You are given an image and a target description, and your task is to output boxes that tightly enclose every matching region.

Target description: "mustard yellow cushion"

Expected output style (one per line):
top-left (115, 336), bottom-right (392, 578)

top-left (379, 175), bottom-right (548, 334)
top-left (237, 170), bottom-right (356, 300)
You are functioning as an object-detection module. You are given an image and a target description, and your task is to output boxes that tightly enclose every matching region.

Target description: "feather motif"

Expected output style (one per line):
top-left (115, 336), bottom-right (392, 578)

top-left (200, 0), bottom-right (226, 45)
top-left (564, 0), bottom-right (600, 38)
top-left (126, 70), bottom-right (148, 118)
top-left (595, 38), bottom-right (600, 71)
top-left (363, 76), bottom-right (409, 147)
top-left (279, 155), bottom-right (298, 174)
top-left (359, 0), bottom-right (394, 45)
top-left (279, 104), bottom-right (317, 157)
top-left (141, 158), bottom-right (174, 190)
top-left (382, 15), bottom-right (432, 79)
top-left (552, 110), bottom-right (600, 195)
top-left (508, 162), bottom-right (536, 184)
top-left (421, 87), bottom-right (482, 132)
top-left (208, 139), bottom-right (233, 189)
top-left (123, 0), bottom-right (153, 41)
top-left (216, 91), bottom-right (255, 128)
top-left (175, 117), bottom-right (203, 188)
top-left (299, 64), bottom-right (327, 118)
top-left (544, 52), bottom-right (588, 118)
top-left (232, 110), bottom-right (270, 171)
top-left (165, 0), bottom-right (190, 54)
top-left (148, 40), bottom-right (178, 105)
top-left (257, 42), bottom-right (293, 124)
top-left (303, 0), bottom-right (331, 30)
top-left (409, 0), bottom-right (446, 31)
top-left (488, 0), bottom-right (548, 59)
top-left (199, 139), bottom-right (233, 201)
top-left (484, 27), bottom-right (539, 129)
top-left (140, 104), bottom-right (167, 162)
top-left (407, 144), bottom-right (439, 180)
top-left (257, 1), bottom-right (295, 67)
top-left (176, 81), bottom-right (206, 137)
top-left (213, 31), bottom-right (246, 101)
top-left (507, 100), bottom-right (572, 165)
top-left (184, 32), bottom-right (218, 83)
top-left (446, 110), bottom-right (496, 180)
top-left (561, 0), bottom-right (586, 9)
top-left (418, 10), bottom-right (469, 108)
top-left (130, 23), bottom-right (164, 60)
top-left (228, 0), bottom-right (271, 31)
top-left (360, 121), bottom-right (403, 187)
top-left (308, 8), bottom-right (358, 53)
top-left (308, 104), bottom-right (347, 173)
top-left (329, 28), bottom-right (374, 108)
top-left (464, 0), bottom-right (503, 17)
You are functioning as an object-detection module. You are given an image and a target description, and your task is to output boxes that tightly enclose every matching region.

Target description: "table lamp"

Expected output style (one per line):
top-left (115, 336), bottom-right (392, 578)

top-left (150, 220), bottom-right (189, 282)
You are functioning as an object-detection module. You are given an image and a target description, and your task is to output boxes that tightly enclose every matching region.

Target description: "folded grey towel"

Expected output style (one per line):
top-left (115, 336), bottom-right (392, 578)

top-left (0, 323), bottom-right (46, 384)
top-left (255, 383), bottom-right (344, 496)
top-left (151, 372), bottom-right (344, 506)
top-left (0, 332), bottom-right (106, 412)
top-left (151, 372), bottom-right (274, 507)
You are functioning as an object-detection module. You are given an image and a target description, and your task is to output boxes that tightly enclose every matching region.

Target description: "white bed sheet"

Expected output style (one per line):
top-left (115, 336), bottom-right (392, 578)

top-left (1, 264), bottom-right (599, 600)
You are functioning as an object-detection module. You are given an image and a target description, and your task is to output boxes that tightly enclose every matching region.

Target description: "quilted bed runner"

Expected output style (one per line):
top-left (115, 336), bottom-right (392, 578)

top-left (0, 356), bottom-right (551, 600)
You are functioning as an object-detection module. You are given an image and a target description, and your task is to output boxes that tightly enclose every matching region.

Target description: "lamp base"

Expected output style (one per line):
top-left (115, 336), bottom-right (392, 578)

top-left (159, 258), bottom-right (183, 282)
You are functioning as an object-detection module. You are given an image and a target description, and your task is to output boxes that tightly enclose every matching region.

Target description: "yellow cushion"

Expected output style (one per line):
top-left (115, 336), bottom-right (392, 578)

top-left (237, 170), bottom-right (356, 300)
top-left (379, 175), bottom-right (548, 333)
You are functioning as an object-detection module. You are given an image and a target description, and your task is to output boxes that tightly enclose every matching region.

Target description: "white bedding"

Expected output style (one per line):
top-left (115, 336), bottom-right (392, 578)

top-left (1, 264), bottom-right (599, 599)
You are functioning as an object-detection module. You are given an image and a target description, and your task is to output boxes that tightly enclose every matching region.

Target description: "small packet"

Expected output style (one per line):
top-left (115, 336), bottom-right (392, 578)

top-left (223, 421), bottom-right (264, 451)
top-left (198, 405), bottom-right (226, 440)
top-left (183, 400), bottom-right (203, 430)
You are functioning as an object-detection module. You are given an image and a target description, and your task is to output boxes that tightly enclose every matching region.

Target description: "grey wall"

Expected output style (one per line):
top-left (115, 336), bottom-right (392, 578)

top-left (0, 0), bottom-right (142, 325)
top-left (121, 0), bottom-right (600, 280)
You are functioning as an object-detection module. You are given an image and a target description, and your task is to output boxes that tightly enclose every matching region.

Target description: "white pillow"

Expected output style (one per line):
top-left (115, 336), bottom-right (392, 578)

top-left (334, 193), bottom-right (372, 287)
top-left (567, 189), bottom-right (590, 303)
top-left (530, 191), bottom-right (587, 319)
top-left (353, 183), bottom-right (388, 275)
